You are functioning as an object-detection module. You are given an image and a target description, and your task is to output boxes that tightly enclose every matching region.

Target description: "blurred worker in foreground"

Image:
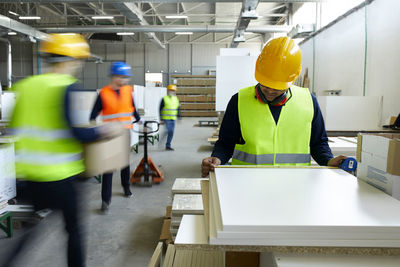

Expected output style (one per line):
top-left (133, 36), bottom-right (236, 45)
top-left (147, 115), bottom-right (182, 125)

top-left (201, 37), bottom-right (346, 177)
top-left (90, 62), bottom-right (141, 214)
top-left (6, 34), bottom-right (115, 267)
top-left (159, 84), bottom-right (180, 151)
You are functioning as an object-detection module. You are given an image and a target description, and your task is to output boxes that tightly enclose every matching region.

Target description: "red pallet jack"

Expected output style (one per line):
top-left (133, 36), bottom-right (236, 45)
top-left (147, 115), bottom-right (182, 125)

top-left (130, 120), bottom-right (164, 186)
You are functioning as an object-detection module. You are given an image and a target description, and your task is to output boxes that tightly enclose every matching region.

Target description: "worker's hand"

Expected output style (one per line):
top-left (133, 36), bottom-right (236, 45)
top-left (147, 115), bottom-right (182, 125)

top-left (201, 157), bottom-right (221, 177)
top-left (160, 120), bottom-right (165, 125)
top-left (327, 155), bottom-right (347, 167)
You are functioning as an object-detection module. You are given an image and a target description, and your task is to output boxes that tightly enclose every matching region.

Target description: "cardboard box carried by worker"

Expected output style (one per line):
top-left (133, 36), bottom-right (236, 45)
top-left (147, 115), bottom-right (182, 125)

top-left (80, 123), bottom-right (130, 177)
top-left (357, 133), bottom-right (400, 200)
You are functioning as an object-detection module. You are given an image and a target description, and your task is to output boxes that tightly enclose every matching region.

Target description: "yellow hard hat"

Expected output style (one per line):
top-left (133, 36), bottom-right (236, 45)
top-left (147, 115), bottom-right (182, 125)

top-left (41, 33), bottom-right (90, 59)
top-left (167, 84), bottom-right (177, 91)
top-left (255, 36), bottom-right (302, 90)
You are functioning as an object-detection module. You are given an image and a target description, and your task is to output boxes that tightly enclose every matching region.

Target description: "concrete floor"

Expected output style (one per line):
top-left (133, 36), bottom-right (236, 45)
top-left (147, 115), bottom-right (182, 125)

top-left (0, 117), bottom-right (215, 267)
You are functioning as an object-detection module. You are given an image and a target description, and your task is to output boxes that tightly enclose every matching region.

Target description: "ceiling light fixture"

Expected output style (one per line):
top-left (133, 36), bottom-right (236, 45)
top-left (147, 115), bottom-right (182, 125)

top-left (117, 32), bottom-right (135, 35)
top-left (7, 32), bottom-right (17, 36)
top-left (91, 16), bottom-right (114, 20)
top-left (19, 16), bottom-right (41, 20)
top-left (58, 33), bottom-right (77, 36)
top-left (166, 15), bottom-right (188, 19)
top-left (8, 11), bottom-right (19, 16)
top-left (175, 32), bottom-right (193, 35)
top-left (244, 32), bottom-right (255, 35)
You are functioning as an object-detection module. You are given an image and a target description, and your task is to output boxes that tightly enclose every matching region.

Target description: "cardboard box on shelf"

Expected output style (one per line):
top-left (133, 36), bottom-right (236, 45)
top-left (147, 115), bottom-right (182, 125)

top-left (357, 133), bottom-right (400, 200)
top-left (81, 125), bottom-right (130, 177)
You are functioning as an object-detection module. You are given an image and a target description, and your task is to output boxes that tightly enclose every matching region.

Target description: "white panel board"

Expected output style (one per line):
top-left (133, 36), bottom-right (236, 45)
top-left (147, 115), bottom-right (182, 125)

top-left (143, 86), bottom-right (167, 118)
top-left (175, 215), bottom-right (208, 245)
top-left (366, 0), bottom-right (400, 122)
top-left (313, 8), bottom-right (365, 96)
top-left (211, 167), bottom-right (400, 246)
top-left (0, 140), bottom-right (16, 202)
top-left (133, 85), bottom-right (145, 110)
top-left (317, 96), bottom-right (382, 131)
top-left (1, 92), bottom-right (16, 120)
top-left (216, 55), bottom-right (257, 111)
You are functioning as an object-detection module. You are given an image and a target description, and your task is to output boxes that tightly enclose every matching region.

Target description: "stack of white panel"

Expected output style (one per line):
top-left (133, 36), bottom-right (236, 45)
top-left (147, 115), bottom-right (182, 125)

top-left (208, 167), bottom-right (400, 246)
top-left (0, 139), bottom-right (16, 205)
top-left (171, 178), bottom-right (205, 195)
top-left (177, 167), bottom-right (400, 247)
top-left (170, 194), bottom-right (204, 240)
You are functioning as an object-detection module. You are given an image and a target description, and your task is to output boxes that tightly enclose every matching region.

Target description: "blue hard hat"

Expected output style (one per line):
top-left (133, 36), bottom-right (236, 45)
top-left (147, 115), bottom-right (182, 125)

top-left (110, 62), bottom-right (132, 76)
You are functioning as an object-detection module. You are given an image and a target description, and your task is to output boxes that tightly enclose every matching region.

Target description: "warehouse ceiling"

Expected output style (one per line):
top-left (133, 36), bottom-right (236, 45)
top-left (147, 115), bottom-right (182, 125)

top-left (0, 1), bottom-right (310, 47)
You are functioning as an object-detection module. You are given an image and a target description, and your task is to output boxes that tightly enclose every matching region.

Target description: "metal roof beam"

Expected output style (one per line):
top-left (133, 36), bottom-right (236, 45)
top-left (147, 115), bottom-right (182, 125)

top-left (40, 25), bottom-right (291, 33)
top-left (231, 0), bottom-right (260, 48)
top-left (0, 14), bottom-right (48, 40)
top-left (112, 2), bottom-right (165, 49)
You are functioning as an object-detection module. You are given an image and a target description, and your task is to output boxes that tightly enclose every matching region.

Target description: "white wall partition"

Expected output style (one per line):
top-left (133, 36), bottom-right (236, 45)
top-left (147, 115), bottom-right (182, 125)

top-left (300, 0), bottom-right (400, 125)
top-left (365, 0), bottom-right (400, 122)
top-left (313, 9), bottom-right (365, 96)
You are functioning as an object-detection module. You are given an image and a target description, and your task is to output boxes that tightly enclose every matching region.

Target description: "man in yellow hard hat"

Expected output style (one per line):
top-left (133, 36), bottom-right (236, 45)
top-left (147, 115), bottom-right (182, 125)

top-left (5, 34), bottom-right (114, 267)
top-left (201, 37), bottom-right (346, 177)
top-left (160, 84), bottom-right (180, 150)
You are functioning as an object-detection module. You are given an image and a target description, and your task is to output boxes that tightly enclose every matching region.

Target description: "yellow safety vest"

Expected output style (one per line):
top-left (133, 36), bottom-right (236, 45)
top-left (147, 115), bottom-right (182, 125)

top-left (161, 95), bottom-right (179, 120)
top-left (10, 73), bottom-right (85, 181)
top-left (232, 85), bottom-right (313, 166)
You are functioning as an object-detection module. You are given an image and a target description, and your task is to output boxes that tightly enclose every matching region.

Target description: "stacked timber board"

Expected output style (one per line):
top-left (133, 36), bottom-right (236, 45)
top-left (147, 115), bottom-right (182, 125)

top-left (176, 167), bottom-right (400, 247)
top-left (172, 75), bottom-right (217, 117)
top-left (170, 178), bottom-right (206, 240)
top-left (162, 244), bottom-right (223, 267)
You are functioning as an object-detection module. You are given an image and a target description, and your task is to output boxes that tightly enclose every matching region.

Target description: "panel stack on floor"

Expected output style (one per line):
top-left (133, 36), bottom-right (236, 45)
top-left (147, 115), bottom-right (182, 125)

top-left (170, 178), bottom-right (206, 241)
top-left (176, 167), bottom-right (400, 248)
top-left (170, 194), bottom-right (203, 241)
top-left (172, 75), bottom-right (217, 117)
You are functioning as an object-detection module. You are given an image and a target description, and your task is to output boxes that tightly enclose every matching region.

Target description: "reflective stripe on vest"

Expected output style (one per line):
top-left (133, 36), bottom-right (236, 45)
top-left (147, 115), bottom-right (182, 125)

top-left (232, 85), bottom-right (313, 166)
top-left (233, 150), bottom-right (311, 165)
top-left (233, 150), bottom-right (274, 164)
top-left (10, 73), bottom-right (85, 181)
top-left (275, 153), bottom-right (311, 164)
top-left (102, 112), bottom-right (134, 120)
top-left (161, 95), bottom-right (179, 120)
top-left (100, 85), bottom-right (134, 128)
top-left (10, 127), bottom-right (74, 140)
top-left (16, 150), bottom-right (81, 165)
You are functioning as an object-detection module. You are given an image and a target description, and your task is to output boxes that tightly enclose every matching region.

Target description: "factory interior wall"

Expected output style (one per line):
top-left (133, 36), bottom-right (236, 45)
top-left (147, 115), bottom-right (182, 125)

top-left (300, 0), bottom-right (400, 123)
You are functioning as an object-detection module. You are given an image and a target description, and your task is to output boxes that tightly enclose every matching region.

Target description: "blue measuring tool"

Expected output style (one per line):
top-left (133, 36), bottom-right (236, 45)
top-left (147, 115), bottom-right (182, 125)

top-left (340, 157), bottom-right (358, 172)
